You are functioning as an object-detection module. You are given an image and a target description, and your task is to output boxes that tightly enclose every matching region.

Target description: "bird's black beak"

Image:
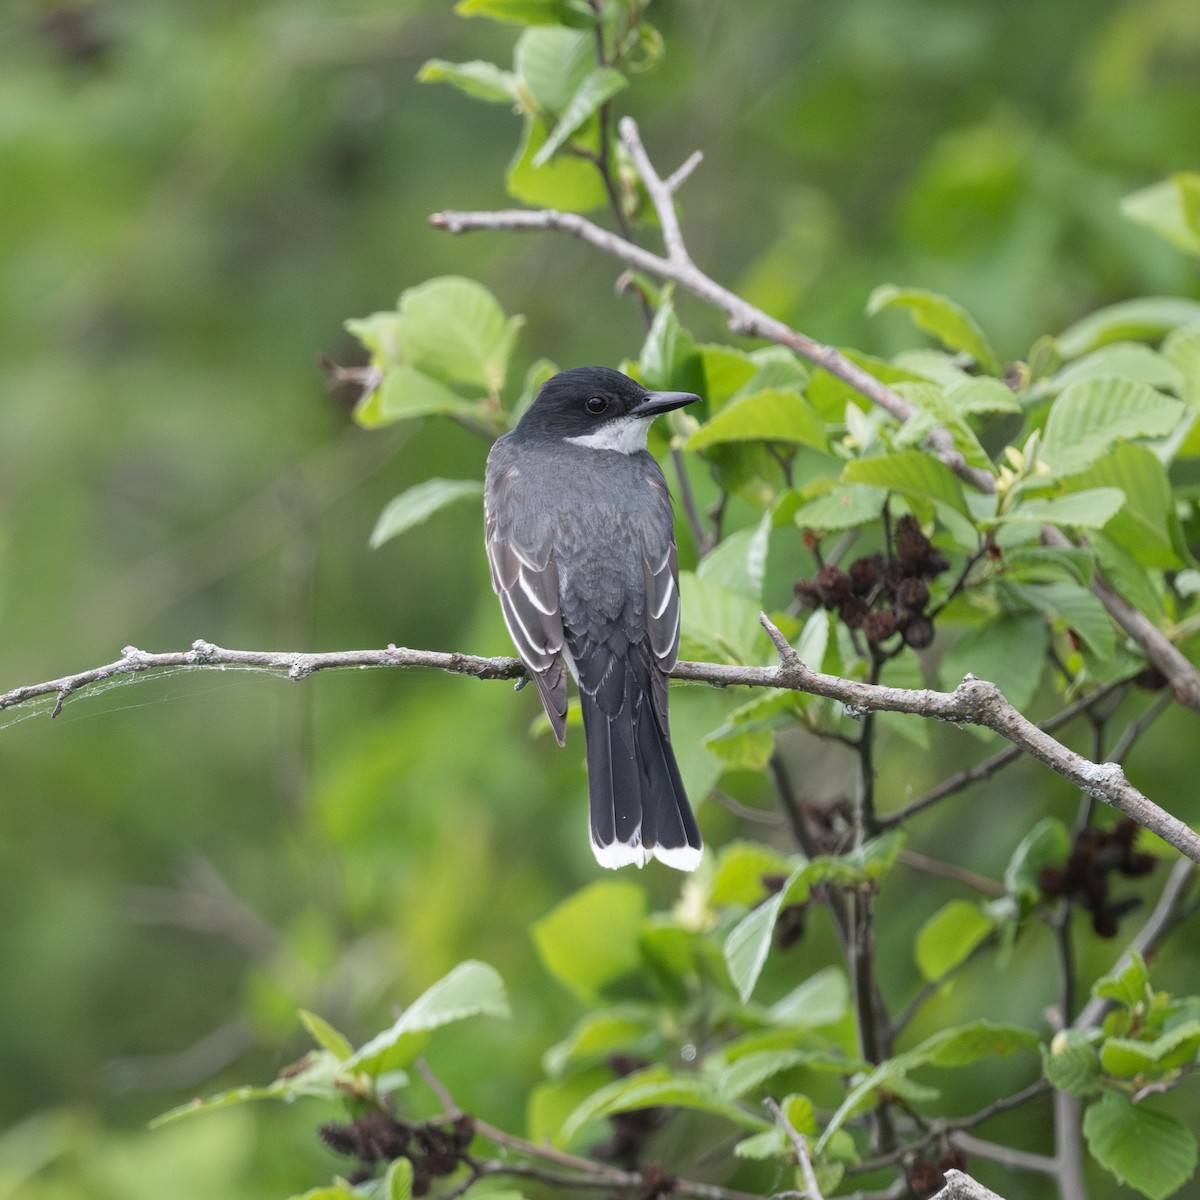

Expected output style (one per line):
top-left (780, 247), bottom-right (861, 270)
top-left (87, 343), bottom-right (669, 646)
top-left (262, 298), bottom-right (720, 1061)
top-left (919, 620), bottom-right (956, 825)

top-left (633, 390), bottom-right (701, 418)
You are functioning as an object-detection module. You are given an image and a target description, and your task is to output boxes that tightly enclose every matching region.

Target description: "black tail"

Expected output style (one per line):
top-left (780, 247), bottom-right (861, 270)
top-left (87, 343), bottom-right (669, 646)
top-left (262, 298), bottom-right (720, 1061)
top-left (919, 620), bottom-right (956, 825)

top-left (579, 661), bottom-right (702, 871)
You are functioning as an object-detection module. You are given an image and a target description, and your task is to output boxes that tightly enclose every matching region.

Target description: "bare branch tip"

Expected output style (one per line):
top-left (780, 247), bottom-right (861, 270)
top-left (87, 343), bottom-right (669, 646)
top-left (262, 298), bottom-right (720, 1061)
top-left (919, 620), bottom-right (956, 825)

top-left (759, 613), bottom-right (799, 668)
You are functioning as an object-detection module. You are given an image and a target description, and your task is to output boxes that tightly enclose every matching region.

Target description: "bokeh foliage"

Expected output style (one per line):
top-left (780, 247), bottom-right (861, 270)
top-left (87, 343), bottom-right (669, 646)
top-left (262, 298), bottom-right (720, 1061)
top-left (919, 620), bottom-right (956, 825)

top-left (2, 1), bottom-right (1200, 1198)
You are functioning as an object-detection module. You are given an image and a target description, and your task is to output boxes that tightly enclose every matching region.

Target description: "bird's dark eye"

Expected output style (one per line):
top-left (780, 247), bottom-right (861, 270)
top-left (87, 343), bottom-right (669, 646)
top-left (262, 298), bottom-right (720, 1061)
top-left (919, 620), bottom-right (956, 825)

top-left (585, 395), bottom-right (608, 415)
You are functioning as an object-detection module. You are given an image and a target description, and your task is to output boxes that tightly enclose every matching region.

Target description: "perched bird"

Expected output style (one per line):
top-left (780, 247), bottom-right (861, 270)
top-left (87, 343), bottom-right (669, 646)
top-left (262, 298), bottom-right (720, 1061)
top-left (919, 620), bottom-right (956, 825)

top-left (484, 366), bottom-right (703, 871)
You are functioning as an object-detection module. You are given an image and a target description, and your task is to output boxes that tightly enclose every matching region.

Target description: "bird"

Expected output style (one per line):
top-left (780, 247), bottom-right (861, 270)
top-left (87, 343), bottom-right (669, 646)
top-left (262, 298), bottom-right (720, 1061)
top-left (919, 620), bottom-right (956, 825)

top-left (484, 366), bottom-right (703, 871)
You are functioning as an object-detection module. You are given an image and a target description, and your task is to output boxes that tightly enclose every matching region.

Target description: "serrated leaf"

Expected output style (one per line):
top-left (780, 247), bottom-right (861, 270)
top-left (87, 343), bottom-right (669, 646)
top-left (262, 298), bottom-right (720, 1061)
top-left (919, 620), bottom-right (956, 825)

top-left (561, 1066), bottom-right (771, 1145)
top-left (843, 449), bottom-right (969, 516)
top-left (1121, 173), bottom-right (1200, 258)
top-left (533, 882), bottom-right (645, 1001)
top-left (1057, 297), bottom-right (1200, 359)
top-left (399, 276), bottom-right (522, 394)
top-left (455, 0), bottom-right (567, 23)
top-left (867, 284), bottom-right (1001, 375)
top-left (702, 724), bottom-right (774, 770)
top-left (941, 615), bottom-right (1047, 712)
top-left (370, 480), bottom-right (484, 549)
top-left (1005, 817), bottom-right (1071, 902)
top-left (1003, 488), bottom-right (1126, 531)
top-left (699, 344), bottom-right (758, 406)
top-left (1039, 377), bottom-right (1184, 476)
top-left (1084, 1091), bottom-right (1198, 1200)
top-left (533, 67), bottom-right (627, 165)
top-left (947, 376), bottom-right (1022, 414)
top-left (298, 1010), bottom-right (354, 1061)
top-left (915, 900), bottom-right (993, 982)
top-left (688, 389), bottom-right (828, 452)
top-left (791, 483), bottom-right (888, 533)
top-left (417, 59), bottom-right (519, 103)
top-left (1044, 1029), bottom-right (1104, 1097)
top-left (346, 961), bottom-right (510, 1076)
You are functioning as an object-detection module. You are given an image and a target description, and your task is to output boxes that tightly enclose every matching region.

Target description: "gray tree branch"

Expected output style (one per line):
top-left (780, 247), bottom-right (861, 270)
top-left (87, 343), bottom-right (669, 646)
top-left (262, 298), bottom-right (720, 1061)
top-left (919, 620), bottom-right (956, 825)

top-left (3, 625), bottom-right (1197, 862)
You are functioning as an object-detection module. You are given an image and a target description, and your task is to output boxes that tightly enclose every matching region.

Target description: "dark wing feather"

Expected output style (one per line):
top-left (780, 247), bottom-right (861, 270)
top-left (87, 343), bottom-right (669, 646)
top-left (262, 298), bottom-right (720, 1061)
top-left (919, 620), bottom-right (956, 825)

top-left (641, 475), bottom-right (681, 733)
top-left (484, 459), bottom-right (568, 745)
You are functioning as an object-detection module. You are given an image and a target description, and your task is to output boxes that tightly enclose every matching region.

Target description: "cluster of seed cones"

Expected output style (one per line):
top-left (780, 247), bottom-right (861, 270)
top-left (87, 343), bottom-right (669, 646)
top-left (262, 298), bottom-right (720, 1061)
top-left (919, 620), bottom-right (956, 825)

top-left (795, 514), bottom-right (950, 649)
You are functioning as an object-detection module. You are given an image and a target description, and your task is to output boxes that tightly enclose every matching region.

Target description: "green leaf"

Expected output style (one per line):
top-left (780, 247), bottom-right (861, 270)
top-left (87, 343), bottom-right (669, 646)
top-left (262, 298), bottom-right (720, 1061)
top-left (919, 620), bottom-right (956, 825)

top-left (507, 114), bottom-right (608, 210)
top-left (1058, 443), bottom-right (1184, 569)
top-left (1057, 296), bottom-right (1200, 359)
top-left (843, 449), bottom-right (969, 516)
top-left (151, 1051), bottom-right (344, 1126)
top-left (417, 59), bottom-right (519, 103)
top-left (688, 389), bottom-right (828, 452)
top-left (679, 572), bottom-right (770, 665)
top-left (1039, 377), bottom-right (1184, 476)
top-left (1083, 1091), bottom-right (1198, 1200)
top-left (724, 864), bottom-right (810, 1003)
top-left (533, 68), bottom-right (627, 166)
top-left (717, 1050), bottom-right (813, 1101)
top-left (533, 881), bottom-right (646, 1001)
top-left (346, 310), bottom-right (405, 365)
top-left (709, 841), bottom-right (794, 907)
top-left (639, 296), bottom-right (701, 393)
top-left (514, 26), bottom-right (594, 114)
top-left (892, 381), bottom-right (993, 471)
top-left (941, 615), bottom-right (1046, 711)
top-left (543, 1008), bottom-right (651, 1078)
top-left (947, 376), bottom-right (1022, 414)
top-left (385, 1157), bottom-right (414, 1200)
top-left (699, 344), bottom-right (759, 405)
top-left (867, 284), bottom-right (1000, 375)
top-left (399, 276), bottom-right (523, 394)
top-left (817, 1022), bottom-right (1037, 1152)
top-left (1005, 817), bottom-right (1071, 902)
top-left (1051, 343), bottom-right (1186, 395)
top-left (1006, 581), bottom-right (1116, 662)
top-left (1101, 1022), bottom-right (1200, 1078)
top-left (695, 514), bottom-right (771, 602)
top-left (701, 724), bottom-right (775, 771)
top-left (791, 484), bottom-right (888, 533)
top-left (914, 900), bottom-right (993, 982)
top-left (298, 1010), bottom-right (354, 1061)
top-left (1003, 488), bottom-right (1127, 530)
top-left (766, 966), bottom-right (850, 1028)
top-left (346, 961), bottom-right (510, 1076)
top-left (353, 366), bottom-right (477, 428)
top-left (1094, 951), bottom-right (1152, 1009)
top-left (1163, 322), bottom-right (1200, 402)
top-left (1044, 1029), bottom-right (1104, 1097)
top-left (370, 480), bottom-right (484, 549)
top-left (455, 0), bottom-right (567, 26)
top-left (1121, 173), bottom-right (1200, 258)
top-left (561, 1066), bottom-right (770, 1145)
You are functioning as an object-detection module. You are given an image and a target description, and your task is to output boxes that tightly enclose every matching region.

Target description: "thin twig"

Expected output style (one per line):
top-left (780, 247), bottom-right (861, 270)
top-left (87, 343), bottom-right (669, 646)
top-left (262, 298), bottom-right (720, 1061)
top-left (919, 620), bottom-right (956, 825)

top-left (764, 1098), bottom-right (824, 1200)
top-left (948, 1132), bottom-right (1057, 1176)
top-left (896, 850), bottom-right (1006, 898)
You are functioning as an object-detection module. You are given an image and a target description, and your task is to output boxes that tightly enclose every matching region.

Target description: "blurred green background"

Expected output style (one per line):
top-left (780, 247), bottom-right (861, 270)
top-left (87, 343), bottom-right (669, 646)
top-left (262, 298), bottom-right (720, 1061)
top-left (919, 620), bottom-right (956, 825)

top-left (2, 1), bottom-right (1199, 1197)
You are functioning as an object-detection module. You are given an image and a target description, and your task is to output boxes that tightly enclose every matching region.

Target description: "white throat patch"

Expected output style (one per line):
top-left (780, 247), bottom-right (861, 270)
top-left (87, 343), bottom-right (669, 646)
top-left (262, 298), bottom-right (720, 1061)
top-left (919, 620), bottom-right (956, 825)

top-left (565, 416), bottom-right (650, 455)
